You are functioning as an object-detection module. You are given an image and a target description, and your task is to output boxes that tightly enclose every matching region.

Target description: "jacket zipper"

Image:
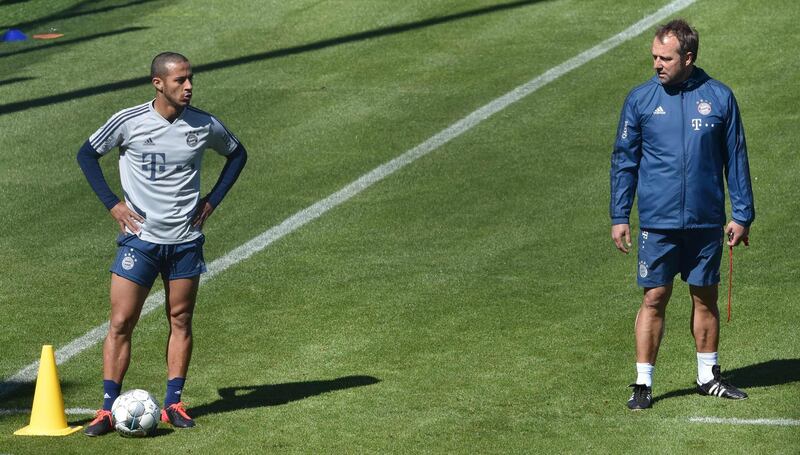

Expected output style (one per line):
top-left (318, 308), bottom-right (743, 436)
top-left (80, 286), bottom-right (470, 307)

top-left (680, 91), bottom-right (686, 229)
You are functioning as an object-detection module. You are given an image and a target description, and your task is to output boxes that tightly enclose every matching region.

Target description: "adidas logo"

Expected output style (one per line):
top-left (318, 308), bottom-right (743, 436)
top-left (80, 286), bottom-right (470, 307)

top-left (103, 393), bottom-right (111, 399)
top-left (707, 383), bottom-right (727, 397)
top-left (653, 106), bottom-right (666, 115)
top-left (143, 137), bottom-right (155, 146)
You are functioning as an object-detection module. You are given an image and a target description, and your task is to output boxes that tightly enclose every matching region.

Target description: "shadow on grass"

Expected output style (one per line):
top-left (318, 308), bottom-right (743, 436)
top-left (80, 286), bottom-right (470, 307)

top-left (0, 26), bottom-right (149, 59)
top-left (0, 0), bottom-right (546, 116)
top-left (655, 358), bottom-right (800, 402)
top-left (0, 380), bottom-right (36, 411)
top-left (67, 416), bottom-right (176, 437)
top-left (149, 427), bottom-right (175, 437)
top-left (0, 0), bottom-right (161, 31)
top-left (0, 76), bottom-right (35, 86)
top-left (191, 375), bottom-right (380, 418)
top-left (0, 380), bottom-right (80, 419)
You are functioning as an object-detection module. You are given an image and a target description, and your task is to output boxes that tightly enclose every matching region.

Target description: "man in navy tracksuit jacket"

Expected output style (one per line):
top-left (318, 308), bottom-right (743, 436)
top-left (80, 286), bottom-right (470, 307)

top-left (609, 20), bottom-right (754, 410)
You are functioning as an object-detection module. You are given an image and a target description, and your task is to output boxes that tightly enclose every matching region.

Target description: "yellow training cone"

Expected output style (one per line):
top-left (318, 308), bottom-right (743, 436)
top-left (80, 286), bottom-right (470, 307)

top-left (14, 345), bottom-right (82, 436)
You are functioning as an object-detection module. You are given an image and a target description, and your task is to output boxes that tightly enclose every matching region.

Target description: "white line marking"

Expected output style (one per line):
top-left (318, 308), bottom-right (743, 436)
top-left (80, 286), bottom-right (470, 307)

top-left (690, 417), bottom-right (800, 427)
top-left (0, 408), bottom-right (96, 416)
top-left (0, 0), bottom-right (697, 397)
top-left (3, 411), bottom-right (795, 427)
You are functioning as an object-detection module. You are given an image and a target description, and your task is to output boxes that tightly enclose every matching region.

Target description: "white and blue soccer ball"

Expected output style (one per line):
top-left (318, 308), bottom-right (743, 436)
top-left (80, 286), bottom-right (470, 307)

top-left (111, 389), bottom-right (160, 437)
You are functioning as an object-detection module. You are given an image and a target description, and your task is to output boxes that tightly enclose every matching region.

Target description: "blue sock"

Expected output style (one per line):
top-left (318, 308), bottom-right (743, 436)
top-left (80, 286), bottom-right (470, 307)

top-left (165, 377), bottom-right (186, 407)
top-left (102, 379), bottom-right (122, 411)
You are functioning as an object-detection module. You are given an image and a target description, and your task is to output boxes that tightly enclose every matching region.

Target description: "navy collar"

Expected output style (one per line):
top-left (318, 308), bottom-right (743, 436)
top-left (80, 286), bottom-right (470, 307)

top-left (652, 66), bottom-right (710, 92)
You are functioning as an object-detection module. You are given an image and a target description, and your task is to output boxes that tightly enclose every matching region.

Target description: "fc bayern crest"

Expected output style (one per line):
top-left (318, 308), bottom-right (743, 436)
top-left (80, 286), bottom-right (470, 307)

top-left (186, 133), bottom-right (199, 147)
top-left (697, 100), bottom-right (712, 116)
top-left (121, 250), bottom-right (137, 271)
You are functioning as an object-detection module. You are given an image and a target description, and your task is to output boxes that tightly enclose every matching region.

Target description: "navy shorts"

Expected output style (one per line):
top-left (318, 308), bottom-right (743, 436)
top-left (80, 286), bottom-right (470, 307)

top-left (637, 228), bottom-right (723, 288)
top-left (110, 234), bottom-right (207, 288)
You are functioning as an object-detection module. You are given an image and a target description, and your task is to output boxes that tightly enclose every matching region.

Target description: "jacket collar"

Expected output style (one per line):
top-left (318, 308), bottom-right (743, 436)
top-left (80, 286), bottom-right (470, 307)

top-left (652, 66), bottom-right (710, 92)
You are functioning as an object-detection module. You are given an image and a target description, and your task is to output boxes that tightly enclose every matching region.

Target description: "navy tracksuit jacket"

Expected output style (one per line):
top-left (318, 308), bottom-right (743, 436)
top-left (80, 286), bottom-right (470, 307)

top-left (609, 67), bottom-right (755, 229)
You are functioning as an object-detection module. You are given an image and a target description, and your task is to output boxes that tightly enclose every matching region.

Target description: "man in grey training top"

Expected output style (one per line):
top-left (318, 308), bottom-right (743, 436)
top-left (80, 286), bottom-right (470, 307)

top-left (77, 52), bottom-right (248, 434)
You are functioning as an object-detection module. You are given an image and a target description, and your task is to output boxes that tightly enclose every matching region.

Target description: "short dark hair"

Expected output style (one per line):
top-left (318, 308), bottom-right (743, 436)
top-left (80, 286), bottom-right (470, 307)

top-left (655, 19), bottom-right (699, 62)
top-left (150, 52), bottom-right (189, 79)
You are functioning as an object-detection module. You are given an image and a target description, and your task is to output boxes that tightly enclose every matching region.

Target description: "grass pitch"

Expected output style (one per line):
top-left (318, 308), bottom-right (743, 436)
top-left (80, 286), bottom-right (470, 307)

top-left (1, 0), bottom-right (798, 453)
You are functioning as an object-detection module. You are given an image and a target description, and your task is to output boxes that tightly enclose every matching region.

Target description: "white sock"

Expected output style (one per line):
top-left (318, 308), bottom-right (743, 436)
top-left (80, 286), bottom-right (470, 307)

top-left (636, 363), bottom-right (654, 387)
top-left (697, 352), bottom-right (718, 384)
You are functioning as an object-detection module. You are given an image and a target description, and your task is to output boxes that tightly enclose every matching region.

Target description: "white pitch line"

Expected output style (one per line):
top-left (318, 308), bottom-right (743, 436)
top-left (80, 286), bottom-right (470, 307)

top-left (690, 417), bottom-right (800, 427)
top-left (0, 0), bottom-right (697, 398)
top-left (0, 408), bottom-right (96, 416)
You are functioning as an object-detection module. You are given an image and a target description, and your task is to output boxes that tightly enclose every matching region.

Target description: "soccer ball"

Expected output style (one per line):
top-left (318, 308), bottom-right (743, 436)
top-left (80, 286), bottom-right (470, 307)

top-left (111, 389), bottom-right (160, 437)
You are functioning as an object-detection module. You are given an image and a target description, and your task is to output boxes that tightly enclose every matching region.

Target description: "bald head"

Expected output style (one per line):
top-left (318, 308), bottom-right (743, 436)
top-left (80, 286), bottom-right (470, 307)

top-left (150, 52), bottom-right (190, 79)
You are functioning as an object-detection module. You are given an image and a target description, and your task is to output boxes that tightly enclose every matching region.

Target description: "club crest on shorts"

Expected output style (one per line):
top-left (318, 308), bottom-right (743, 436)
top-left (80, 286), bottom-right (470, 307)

top-left (638, 261), bottom-right (648, 278)
top-left (122, 249), bottom-right (137, 271)
top-left (697, 100), bottom-right (712, 116)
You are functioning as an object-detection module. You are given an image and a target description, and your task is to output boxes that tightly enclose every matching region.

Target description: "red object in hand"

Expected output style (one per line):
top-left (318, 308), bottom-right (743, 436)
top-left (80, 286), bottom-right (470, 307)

top-left (727, 236), bottom-right (749, 322)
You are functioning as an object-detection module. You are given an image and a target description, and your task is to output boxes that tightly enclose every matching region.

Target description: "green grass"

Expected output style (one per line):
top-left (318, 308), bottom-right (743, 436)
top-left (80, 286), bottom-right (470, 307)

top-left (1, 0), bottom-right (799, 453)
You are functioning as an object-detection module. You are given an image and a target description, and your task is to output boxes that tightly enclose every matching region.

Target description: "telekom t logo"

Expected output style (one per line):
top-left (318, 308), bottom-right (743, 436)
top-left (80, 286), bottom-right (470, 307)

top-left (691, 119), bottom-right (702, 131)
top-left (142, 153), bottom-right (166, 181)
